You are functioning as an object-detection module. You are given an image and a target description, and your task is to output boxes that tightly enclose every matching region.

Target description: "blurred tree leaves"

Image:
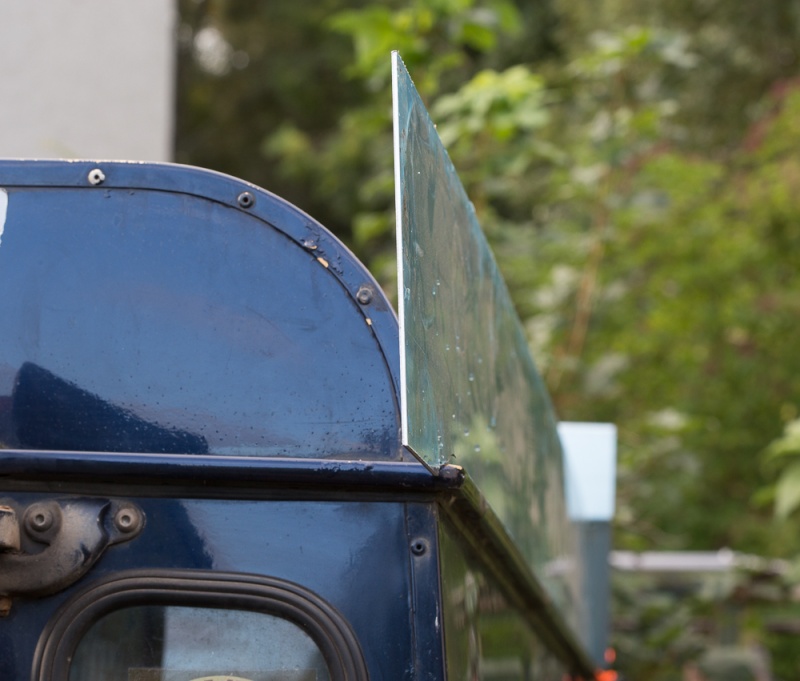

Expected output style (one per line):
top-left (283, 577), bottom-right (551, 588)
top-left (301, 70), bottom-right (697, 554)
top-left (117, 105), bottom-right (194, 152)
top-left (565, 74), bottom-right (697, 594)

top-left (763, 419), bottom-right (800, 519)
top-left (176, 0), bottom-right (800, 556)
top-left (611, 557), bottom-right (800, 680)
top-left (174, 1), bottom-right (800, 676)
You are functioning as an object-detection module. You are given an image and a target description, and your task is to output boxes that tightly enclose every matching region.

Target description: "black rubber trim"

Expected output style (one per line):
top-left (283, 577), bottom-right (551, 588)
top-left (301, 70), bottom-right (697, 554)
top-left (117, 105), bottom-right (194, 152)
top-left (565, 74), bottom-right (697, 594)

top-left (32, 569), bottom-right (369, 681)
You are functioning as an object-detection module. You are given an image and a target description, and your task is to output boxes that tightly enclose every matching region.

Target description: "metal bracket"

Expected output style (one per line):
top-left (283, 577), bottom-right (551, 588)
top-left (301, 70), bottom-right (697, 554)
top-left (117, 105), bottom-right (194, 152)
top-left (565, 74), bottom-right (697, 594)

top-left (0, 497), bottom-right (144, 605)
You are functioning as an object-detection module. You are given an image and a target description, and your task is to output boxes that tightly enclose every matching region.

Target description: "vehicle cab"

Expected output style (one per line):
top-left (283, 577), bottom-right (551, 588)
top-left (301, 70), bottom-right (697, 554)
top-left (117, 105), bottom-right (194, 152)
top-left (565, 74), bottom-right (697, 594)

top-left (0, 55), bottom-right (594, 681)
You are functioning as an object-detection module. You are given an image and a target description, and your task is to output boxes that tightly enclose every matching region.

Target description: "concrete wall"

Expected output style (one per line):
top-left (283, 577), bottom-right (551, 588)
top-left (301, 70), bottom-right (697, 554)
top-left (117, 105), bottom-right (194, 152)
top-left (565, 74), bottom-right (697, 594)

top-left (0, 1), bottom-right (175, 161)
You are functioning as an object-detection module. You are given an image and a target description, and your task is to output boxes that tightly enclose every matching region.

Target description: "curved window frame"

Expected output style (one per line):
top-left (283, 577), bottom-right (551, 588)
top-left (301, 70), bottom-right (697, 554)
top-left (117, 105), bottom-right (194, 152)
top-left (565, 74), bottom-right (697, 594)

top-left (32, 570), bottom-right (368, 681)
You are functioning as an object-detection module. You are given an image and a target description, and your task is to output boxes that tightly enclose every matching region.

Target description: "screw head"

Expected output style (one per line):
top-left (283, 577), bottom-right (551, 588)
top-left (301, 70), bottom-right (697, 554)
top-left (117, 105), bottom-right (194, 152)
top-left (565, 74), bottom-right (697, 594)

top-left (237, 191), bottom-right (255, 208)
top-left (87, 168), bottom-right (106, 186)
top-left (356, 286), bottom-right (373, 305)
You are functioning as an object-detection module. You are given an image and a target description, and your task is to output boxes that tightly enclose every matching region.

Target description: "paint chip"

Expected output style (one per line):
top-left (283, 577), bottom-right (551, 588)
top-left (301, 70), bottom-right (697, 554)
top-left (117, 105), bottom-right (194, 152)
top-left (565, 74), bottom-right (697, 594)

top-left (317, 257), bottom-right (329, 268)
top-left (365, 318), bottom-right (373, 326)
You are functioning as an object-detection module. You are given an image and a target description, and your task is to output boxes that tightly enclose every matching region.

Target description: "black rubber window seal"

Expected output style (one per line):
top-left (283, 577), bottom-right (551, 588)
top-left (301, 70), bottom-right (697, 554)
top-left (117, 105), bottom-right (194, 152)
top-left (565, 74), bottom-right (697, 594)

top-left (32, 569), bottom-right (369, 681)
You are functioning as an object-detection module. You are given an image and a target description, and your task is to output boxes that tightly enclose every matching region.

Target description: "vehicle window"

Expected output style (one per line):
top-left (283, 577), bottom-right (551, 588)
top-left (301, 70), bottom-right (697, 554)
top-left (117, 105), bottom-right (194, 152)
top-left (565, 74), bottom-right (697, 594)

top-left (69, 605), bottom-right (331, 681)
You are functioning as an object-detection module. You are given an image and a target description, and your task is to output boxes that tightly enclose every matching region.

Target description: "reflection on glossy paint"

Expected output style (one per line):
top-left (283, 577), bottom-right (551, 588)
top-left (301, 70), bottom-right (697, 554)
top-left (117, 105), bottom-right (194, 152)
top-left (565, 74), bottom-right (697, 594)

top-left (392, 52), bottom-right (579, 625)
top-left (439, 524), bottom-right (567, 681)
top-left (0, 184), bottom-right (399, 459)
top-left (13, 363), bottom-right (208, 453)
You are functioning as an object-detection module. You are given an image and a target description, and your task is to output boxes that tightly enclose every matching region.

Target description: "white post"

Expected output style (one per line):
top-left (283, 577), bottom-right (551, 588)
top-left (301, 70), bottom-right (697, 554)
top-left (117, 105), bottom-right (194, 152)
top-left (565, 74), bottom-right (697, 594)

top-left (559, 422), bottom-right (617, 668)
top-left (0, 1), bottom-right (175, 161)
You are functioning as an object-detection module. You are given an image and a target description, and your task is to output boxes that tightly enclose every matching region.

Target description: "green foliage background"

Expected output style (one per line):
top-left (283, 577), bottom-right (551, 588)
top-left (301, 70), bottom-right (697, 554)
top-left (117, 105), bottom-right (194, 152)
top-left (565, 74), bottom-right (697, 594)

top-left (175, 1), bottom-right (800, 677)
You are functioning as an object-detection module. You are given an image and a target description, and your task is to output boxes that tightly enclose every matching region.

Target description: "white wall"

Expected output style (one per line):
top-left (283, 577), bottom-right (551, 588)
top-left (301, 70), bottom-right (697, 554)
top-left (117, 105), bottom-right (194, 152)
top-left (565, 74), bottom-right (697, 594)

top-left (0, 0), bottom-right (175, 161)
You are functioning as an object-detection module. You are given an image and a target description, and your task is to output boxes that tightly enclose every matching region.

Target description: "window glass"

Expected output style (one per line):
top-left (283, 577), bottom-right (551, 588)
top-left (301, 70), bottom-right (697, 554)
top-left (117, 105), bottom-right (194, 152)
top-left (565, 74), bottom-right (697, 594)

top-left (69, 605), bottom-right (331, 681)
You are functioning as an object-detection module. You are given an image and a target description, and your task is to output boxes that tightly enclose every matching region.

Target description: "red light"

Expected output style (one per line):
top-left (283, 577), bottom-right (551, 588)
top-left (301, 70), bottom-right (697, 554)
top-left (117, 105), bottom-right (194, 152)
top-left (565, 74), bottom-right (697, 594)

top-left (595, 670), bottom-right (618, 681)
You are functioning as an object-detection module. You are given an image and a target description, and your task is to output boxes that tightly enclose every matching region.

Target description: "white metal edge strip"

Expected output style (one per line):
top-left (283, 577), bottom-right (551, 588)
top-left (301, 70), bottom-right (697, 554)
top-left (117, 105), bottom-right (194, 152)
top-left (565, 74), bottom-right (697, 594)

top-left (391, 51), bottom-right (410, 447)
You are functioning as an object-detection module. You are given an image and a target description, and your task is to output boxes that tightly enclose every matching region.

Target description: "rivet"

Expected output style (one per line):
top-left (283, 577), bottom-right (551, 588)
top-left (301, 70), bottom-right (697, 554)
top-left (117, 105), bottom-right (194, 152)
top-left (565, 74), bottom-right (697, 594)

top-left (27, 508), bottom-right (53, 532)
top-left (237, 191), bottom-right (255, 208)
top-left (114, 507), bottom-right (141, 534)
top-left (87, 168), bottom-right (106, 186)
top-left (356, 286), bottom-right (373, 305)
top-left (411, 539), bottom-right (427, 556)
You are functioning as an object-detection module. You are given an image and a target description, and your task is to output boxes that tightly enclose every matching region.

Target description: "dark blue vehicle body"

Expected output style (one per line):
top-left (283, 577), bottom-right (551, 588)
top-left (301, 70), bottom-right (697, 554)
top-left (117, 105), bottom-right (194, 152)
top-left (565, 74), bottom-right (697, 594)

top-left (0, 161), bottom-right (592, 681)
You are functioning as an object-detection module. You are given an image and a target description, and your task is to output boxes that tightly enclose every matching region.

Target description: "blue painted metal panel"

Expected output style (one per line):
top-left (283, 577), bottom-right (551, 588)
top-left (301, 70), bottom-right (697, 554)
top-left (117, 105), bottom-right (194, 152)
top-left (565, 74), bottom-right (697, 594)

top-left (0, 157), bottom-right (592, 679)
top-left (0, 161), bottom-right (400, 460)
top-left (0, 493), bottom-right (420, 681)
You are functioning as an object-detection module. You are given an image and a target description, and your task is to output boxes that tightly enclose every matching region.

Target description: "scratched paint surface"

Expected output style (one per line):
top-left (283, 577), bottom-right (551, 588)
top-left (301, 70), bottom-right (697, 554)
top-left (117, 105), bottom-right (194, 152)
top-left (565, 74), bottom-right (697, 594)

top-left (392, 53), bottom-right (579, 622)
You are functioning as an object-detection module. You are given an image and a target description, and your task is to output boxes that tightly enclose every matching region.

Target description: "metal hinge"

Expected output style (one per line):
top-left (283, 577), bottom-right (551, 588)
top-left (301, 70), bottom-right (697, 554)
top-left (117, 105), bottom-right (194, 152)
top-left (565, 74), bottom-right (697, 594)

top-left (0, 497), bottom-right (144, 614)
